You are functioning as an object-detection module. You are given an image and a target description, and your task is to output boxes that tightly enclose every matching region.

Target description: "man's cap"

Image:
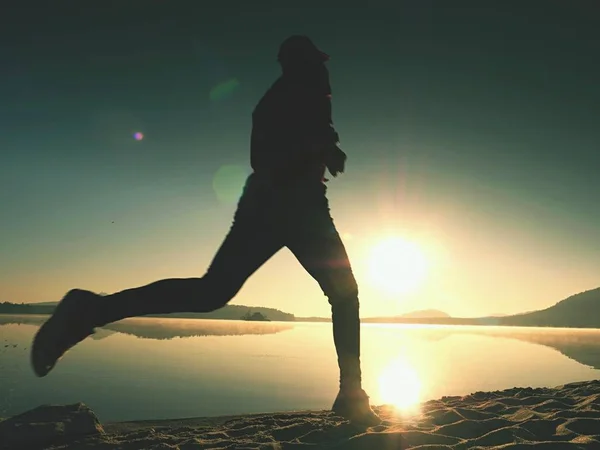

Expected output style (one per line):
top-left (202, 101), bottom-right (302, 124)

top-left (277, 35), bottom-right (330, 63)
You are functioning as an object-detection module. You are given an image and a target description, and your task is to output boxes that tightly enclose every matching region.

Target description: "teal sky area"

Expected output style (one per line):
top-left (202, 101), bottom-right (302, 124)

top-left (1, 2), bottom-right (598, 318)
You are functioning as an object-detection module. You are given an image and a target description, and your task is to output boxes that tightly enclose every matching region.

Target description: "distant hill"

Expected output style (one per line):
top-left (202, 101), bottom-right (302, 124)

top-left (150, 305), bottom-right (294, 322)
top-left (499, 287), bottom-right (600, 328)
top-left (399, 309), bottom-right (450, 319)
top-left (0, 302), bottom-right (295, 322)
top-left (295, 287), bottom-right (600, 329)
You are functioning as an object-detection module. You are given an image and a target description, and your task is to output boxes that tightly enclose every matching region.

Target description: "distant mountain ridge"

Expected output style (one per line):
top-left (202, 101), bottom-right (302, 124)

top-left (146, 305), bottom-right (294, 322)
top-left (499, 287), bottom-right (600, 328)
top-left (2, 286), bottom-right (600, 329)
top-left (295, 287), bottom-right (600, 329)
top-left (399, 309), bottom-right (450, 318)
top-left (0, 302), bottom-right (294, 322)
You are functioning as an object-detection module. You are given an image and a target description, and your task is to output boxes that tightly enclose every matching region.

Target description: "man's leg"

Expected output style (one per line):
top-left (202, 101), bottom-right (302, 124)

top-left (91, 213), bottom-right (284, 327)
top-left (31, 185), bottom-right (284, 376)
top-left (286, 208), bottom-right (361, 392)
top-left (284, 187), bottom-right (379, 425)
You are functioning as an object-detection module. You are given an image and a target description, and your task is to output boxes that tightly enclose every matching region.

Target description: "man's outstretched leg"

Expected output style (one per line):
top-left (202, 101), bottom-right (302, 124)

top-left (286, 190), bottom-right (381, 426)
top-left (31, 182), bottom-right (284, 377)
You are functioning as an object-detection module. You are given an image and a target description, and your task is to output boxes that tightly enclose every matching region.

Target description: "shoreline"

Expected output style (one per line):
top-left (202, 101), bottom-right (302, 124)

top-left (2, 379), bottom-right (599, 449)
top-left (2, 313), bottom-right (600, 331)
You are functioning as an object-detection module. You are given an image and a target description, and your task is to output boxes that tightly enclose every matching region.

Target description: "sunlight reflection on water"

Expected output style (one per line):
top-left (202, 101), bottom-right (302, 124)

top-left (378, 355), bottom-right (422, 413)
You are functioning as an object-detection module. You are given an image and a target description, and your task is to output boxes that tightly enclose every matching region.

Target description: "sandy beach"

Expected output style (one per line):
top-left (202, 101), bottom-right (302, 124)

top-left (1, 379), bottom-right (599, 449)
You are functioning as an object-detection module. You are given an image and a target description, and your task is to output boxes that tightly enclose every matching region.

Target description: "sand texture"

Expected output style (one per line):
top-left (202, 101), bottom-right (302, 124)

top-left (1, 380), bottom-right (599, 449)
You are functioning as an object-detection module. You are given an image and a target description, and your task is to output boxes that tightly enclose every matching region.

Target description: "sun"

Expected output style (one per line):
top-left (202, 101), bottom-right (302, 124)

top-left (367, 236), bottom-right (428, 295)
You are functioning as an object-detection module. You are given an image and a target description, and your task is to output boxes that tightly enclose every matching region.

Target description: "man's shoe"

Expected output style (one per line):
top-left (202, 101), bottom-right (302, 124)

top-left (31, 289), bottom-right (100, 377)
top-left (331, 388), bottom-right (382, 427)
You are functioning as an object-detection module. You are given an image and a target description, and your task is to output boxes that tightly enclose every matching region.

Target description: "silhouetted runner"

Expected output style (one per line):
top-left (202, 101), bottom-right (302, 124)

top-left (31, 36), bottom-right (381, 426)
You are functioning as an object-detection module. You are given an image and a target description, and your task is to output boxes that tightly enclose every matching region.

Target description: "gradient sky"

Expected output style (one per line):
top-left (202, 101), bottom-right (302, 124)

top-left (1, 2), bottom-right (599, 318)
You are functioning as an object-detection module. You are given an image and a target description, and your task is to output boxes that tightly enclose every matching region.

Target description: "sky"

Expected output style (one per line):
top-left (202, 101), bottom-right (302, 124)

top-left (1, 1), bottom-right (599, 318)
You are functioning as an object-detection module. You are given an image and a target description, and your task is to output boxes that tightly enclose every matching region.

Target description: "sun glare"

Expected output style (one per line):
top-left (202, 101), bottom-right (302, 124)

top-left (367, 237), bottom-right (428, 295)
top-left (378, 357), bottom-right (422, 413)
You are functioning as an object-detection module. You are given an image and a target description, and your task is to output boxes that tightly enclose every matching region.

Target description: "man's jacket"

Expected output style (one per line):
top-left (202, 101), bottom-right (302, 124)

top-left (250, 71), bottom-right (340, 184)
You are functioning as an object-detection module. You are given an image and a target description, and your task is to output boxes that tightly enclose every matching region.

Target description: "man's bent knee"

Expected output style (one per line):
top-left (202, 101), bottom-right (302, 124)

top-left (324, 271), bottom-right (359, 306)
top-left (328, 294), bottom-right (359, 310)
top-left (201, 272), bottom-right (244, 310)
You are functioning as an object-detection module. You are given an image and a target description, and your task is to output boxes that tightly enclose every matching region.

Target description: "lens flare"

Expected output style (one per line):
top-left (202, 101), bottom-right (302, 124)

top-left (209, 78), bottom-right (240, 101)
top-left (212, 164), bottom-right (248, 204)
top-left (133, 132), bottom-right (144, 141)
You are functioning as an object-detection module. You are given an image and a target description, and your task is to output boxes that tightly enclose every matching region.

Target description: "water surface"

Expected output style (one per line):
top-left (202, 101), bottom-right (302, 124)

top-left (1, 315), bottom-right (599, 422)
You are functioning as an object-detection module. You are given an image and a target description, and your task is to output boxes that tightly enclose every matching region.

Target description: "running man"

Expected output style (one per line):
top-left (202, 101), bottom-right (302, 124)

top-left (31, 36), bottom-right (381, 426)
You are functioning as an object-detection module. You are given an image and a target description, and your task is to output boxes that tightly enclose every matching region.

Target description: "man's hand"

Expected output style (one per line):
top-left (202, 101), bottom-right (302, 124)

top-left (325, 144), bottom-right (347, 177)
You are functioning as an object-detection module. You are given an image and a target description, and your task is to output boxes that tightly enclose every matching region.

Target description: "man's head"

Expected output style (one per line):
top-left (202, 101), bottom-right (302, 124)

top-left (277, 35), bottom-right (329, 67)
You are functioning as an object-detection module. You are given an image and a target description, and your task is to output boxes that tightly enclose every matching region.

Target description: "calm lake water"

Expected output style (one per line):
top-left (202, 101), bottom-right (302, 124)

top-left (1, 314), bottom-right (600, 423)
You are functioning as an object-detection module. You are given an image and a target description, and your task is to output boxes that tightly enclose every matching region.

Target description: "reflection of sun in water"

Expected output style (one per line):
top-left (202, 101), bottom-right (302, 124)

top-left (378, 357), bottom-right (422, 412)
top-left (368, 236), bottom-right (428, 294)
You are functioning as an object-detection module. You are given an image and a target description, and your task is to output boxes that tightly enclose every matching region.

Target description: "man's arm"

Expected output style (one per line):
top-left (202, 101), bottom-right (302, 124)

top-left (294, 89), bottom-right (346, 176)
top-left (308, 92), bottom-right (347, 177)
